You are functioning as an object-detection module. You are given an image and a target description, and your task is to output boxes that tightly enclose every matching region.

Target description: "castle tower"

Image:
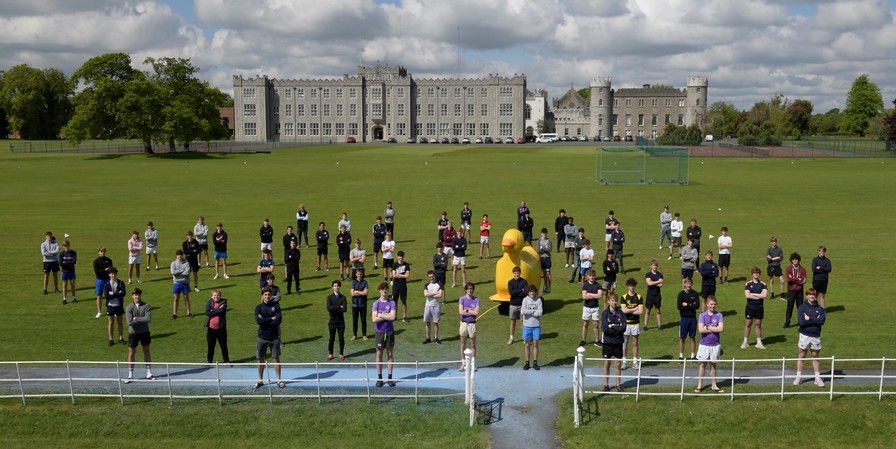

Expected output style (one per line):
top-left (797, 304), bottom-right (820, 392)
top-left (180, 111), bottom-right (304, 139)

top-left (590, 77), bottom-right (612, 139)
top-left (684, 76), bottom-right (708, 129)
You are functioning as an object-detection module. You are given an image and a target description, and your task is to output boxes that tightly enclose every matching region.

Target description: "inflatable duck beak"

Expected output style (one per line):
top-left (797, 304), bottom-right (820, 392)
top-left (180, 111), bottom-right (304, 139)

top-left (502, 236), bottom-right (516, 249)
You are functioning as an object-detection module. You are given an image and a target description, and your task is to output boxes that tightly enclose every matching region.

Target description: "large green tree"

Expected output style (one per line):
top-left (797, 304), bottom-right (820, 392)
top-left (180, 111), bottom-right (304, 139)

top-left (885, 99), bottom-right (896, 149)
top-left (810, 108), bottom-right (842, 134)
top-left (0, 64), bottom-right (72, 139)
top-left (842, 74), bottom-right (883, 136)
top-left (704, 101), bottom-right (741, 138)
top-left (786, 99), bottom-right (813, 139)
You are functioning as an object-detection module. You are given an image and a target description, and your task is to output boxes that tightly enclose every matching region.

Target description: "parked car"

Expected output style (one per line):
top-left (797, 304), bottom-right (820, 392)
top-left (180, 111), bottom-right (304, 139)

top-left (441, 137), bottom-right (450, 144)
top-left (346, 136), bottom-right (357, 143)
top-left (494, 137), bottom-right (503, 144)
top-left (516, 137), bottom-right (525, 144)
top-left (624, 135), bottom-right (634, 142)
top-left (504, 137), bottom-right (514, 144)
top-left (602, 136), bottom-right (611, 141)
top-left (474, 138), bottom-right (483, 144)
top-left (406, 137), bottom-right (416, 143)
top-left (612, 135), bottom-right (621, 141)
top-left (419, 137), bottom-right (428, 143)
top-left (387, 137), bottom-right (397, 143)
top-left (450, 137), bottom-right (460, 144)
top-left (484, 137), bottom-right (494, 144)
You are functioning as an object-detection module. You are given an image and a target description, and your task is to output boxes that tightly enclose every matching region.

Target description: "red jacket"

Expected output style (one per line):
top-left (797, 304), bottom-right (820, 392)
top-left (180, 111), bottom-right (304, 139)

top-left (786, 265), bottom-right (807, 292)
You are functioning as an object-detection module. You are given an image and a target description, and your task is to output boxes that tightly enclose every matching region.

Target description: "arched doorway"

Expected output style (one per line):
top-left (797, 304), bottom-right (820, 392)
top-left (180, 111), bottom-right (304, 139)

top-left (373, 126), bottom-right (384, 140)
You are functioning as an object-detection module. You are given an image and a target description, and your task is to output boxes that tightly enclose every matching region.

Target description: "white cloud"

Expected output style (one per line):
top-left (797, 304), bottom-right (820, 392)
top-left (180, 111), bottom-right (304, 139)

top-left (815, 0), bottom-right (890, 30)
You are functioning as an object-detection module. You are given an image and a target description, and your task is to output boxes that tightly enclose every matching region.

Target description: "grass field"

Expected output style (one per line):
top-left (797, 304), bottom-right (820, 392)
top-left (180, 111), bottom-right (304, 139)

top-left (1, 143), bottom-right (895, 446)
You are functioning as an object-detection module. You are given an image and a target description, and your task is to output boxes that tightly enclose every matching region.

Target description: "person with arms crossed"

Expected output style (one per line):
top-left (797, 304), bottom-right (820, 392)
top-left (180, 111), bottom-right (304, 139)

top-left (193, 216), bottom-right (210, 268)
top-left (811, 246), bottom-right (832, 308)
top-left (338, 212), bottom-right (351, 233)
top-left (315, 222), bottom-right (329, 272)
top-left (784, 252), bottom-right (807, 329)
top-left (93, 247), bottom-right (113, 319)
top-left (371, 216), bottom-right (387, 269)
top-left (695, 296), bottom-right (724, 393)
top-left (392, 251), bottom-right (411, 322)
top-left (383, 201), bottom-right (395, 238)
top-left (170, 250), bottom-right (193, 319)
top-left (604, 210), bottom-right (619, 252)
top-left (349, 238), bottom-right (366, 280)
top-left (183, 231), bottom-right (201, 292)
top-left (578, 239), bottom-right (595, 287)
top-left (698, 251), bottom-right (720, 304)
top-left (104, 267), bottom-right (126, 346)
top-left (460, 202), bottom-right (473, 241)
top-left (126, 231), bottom-right (143, 284)
top-left (792, 288), bottom-right (827, 387)
top-left (144, 221), bottom-right (159, 271)
top-left (658, 205), bottom-right (672, 250)
top-left (716, 226), bottom-right (732, 284)
top-left (335, 225), bottom-right (352, 281)
top-left (479, 214), bottom-right (491, 259)
top-left (516, 200), bottom-right (530, 231)
top-left (686, 218), bottom-right (702, 253)
top-left (766, 236), bottom-right (784, 299)
top-left (521, 285), bottom-right (543, 371)
top-left (643, 260), bottom-right (664, 332)
top-left (124, 288), bottom-right (154, 382)
top-left (350, 270), bottom-right (369, 340)
top-left (259, 218), bottom-right (274, 256)
top-left (284, 239), bottom-right (301, 295)
top-left (326, 280), bottom-right (347, 361)
top-left (619, 278), bottom-right (644, 369)
top-left (296, 204), bottom-right (310, 247)
top-left (677, 278), bottom-right (700, 360)
top-left (563, 217), bottom-right (577, 267)
top-left (680, 238), bottom-right (699, 287)
top-left (372, 282), bottom-right (397, 387)
top-left (381, 231), bottom-right (395, 283)
top-left (601, 293), bottom-right (626, 392)
top-left (568, 227), bottom-right (586, 283)
top-left (519, 211), bottom-right (534, 245)
top-left (536, 228), bottom-right (553, 294)
top-left (254, 287), bottom-right (284, 390)
top-left (668, 213), bottom-right (683, 260)
top-left (212, 223), bottom-right (229, 280)
top-left (580, 269), bottom-right (603, 347)
top-left (204, 289), bottom-right (230, 364)
top-left (602, 250), bottom-right (619, 297)
top-left (610, 224), bottom-right (626, 273)
top-left (432, 242), bottom-right (449, 292)
top-left (256, 249), bottom-right (275, 289)
top-left (282, 225), bottom-right (298, 275)
top-left (554, 209), bottom-right (568, 254)
top-left (59, 240), bottom-right (77, 305)
top-left (39, 232), bottom-right (61, 296)
top-left (437, 211), bottom-right (449, 243)
top-left (422, 271), bottom-right (444, 344)
top-left (451, 229), bottom-right (468, 289)
top-left (507, 266), bottom-right (528, 345)
top-left (742, 266), bottom-right (768, 349)
top-left (458, 282), bottom-right (480, 371)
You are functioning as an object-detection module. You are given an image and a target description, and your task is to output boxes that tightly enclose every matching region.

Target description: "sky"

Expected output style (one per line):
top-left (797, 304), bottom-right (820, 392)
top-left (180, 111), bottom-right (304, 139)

top-left (1, 0), bottom-right (895, 112)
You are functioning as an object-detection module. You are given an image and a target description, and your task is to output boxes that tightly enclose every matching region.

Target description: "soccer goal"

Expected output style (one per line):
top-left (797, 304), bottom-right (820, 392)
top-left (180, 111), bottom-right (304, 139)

top-left (596, 146), bottom-right (689, 185)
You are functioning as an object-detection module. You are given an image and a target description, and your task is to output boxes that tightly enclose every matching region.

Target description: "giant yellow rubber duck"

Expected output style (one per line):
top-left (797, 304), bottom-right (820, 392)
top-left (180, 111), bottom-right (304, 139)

top-left (490, 228), bottom-right (542, 301)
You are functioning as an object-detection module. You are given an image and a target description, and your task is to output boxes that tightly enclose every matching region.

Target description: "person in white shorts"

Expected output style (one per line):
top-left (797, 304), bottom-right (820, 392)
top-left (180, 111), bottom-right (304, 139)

top-left (793, 288), bottom-right (827, 387)
top-left (144, 221), bottom-right (159, 270)
top-left (479, 214), bottom-right (491, 259)
top-left (696, 296), bottom-right (724, 393)
top-left (422, 271), bottom-right (443, 344)
top-left (619, 278), bottom-right (643, 369)
top-left (580, 269), bottom-right (603, 347)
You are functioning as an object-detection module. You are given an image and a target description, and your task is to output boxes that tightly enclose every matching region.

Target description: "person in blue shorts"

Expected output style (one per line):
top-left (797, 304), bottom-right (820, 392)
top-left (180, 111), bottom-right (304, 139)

top-left (212, 223), bottom-right (229, 280)
top-left (93, 247), bottom-right (113, 319)
top-left (521, 285), bottom-right (543, 371)
top-left (170, 250), bottom-right (193, 319)
top-left (677, 278), bottom-right (700, 360)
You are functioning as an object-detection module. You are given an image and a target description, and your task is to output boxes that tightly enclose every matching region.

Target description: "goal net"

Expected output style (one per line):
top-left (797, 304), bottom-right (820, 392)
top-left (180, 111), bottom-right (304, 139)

top-left (596, 146), bottom-right (689, 185)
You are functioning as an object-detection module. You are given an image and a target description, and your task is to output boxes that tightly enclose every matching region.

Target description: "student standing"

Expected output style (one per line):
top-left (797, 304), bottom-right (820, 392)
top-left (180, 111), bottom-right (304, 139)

top-left (170, 250), bottom-right (193, 319)
top-left (183, 231), bottom-right (201, 293)
top-left (643, 260), bottom-right (664, 332)
top-left (717, 227), bottom-right (732, 284)
top-left (668, 213), bottom-right (683, 260)
top-left (326, 280), bottom-right (347, 361)
top-left (422, 271), bottom-right (443, 344)
top-left (350, 270), bottom-right (369, 340)
top-left (478, 214), bottom-right (491, 259)
top-left (536, 228), bottom-right (553, 294)
top-left (507, 266), bottom-right (528, 345)
top-left (383, 201), bottom-right (395, 238)
top-left (601, 293), bottom-right (626, 392)
top-left (193, 216), bottom-right (210, 268)
top-left (125, 288), bottom-right (154, 382)
top-left (59, 240), bottom-right (78, 305)
top-left (315, 222), bottom-right (329, 272)
top-left (695, 296), bottom-right (724, 393)
top-left (766, 236), bottom-right (784, 298)
top-left (296, 204), bottom-right (310, 246)
top-left (742, 267), bottom-right (768, 349)
top-left (372, 216), bottom-right (387, 269)
top-left (284, 240), bottom-right (301, 295)
top-left (811, 246), bottom-right (832, 308)
top-left (580, 269), bottom-right (603, 347)
top-left (41, 231), bottom-right (61, 295)
top-left (204, 289), bottom-right (230, 364)
top-left (105, 267), bottom-right (126, 346)
top-left (212, 223), bottom-right (229, 280)
top-left (658, 205), bottom-right (672, 249)
top-left (677, 278), bottom-right (700, 360)
top-left (93, 247), bottom-right (113, 319)
top-left (460, 202), bottom-right (473, 241)
top-left (259, 218), bottom-right (274, 255)
top-left (554, 209), bottom-right (568, 254)
top-left (521, 285), bottom-right (543, 371)
top-left (126, 231), bottom-right (143, 284)
top-left (254, 287), bottom-right (284, 390)
top-left (784, 252), bottom-right (807, 328)
top-left (458, 283), bottom-right (480, 371)
top-left (144, 222), bottom-right (159, 271)
top-left (392, 251), bottom-right (411, 322)
top-left (619, 278), bottom-right (644, 369)
top-left (698, 251), bottom-right (719, 302)
top-left (451, 230), bottom-right (468, 289)
top-left (793, 288), bottom-right (827, 387)
top-left (372, 283), bottom-right (397, 387)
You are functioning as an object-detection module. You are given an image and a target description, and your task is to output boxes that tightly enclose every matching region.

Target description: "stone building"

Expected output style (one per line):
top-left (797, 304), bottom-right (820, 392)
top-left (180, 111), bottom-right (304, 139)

top-left (233, 64), bottom-right (527, 143)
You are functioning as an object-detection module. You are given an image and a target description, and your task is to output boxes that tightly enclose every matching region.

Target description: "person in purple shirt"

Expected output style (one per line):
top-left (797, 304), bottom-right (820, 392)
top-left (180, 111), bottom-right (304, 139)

top-left (695, 296), bottom-right (724, 393)
top-left (372, 282), bottom-right (396, 387)
top-left (516, 200), bottom-right (530, 231)
top-left (458, 282), bottom-right (480, 371)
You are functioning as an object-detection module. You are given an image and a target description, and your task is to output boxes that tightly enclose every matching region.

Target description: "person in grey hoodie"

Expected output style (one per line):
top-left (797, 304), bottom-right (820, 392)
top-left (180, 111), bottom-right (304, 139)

top-left (125, 287), bottom-right (154, 382)
top-left (680, 238), bottom-right (699, 287)
top-left (41, 231), bottom-right (61, 295)
top-left (170, 250), bottom-right (192, 319)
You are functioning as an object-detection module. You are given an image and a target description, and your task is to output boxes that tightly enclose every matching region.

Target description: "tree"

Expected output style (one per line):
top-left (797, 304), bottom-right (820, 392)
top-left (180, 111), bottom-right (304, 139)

top-left (656, 124), bottom-right (703, 145)
top-left (0, 64), bottom-right (72, 139)
top-left (884, 99), bottom-right (896, 150)
top-left (811, 108), bottom-right (842, 135)
top-left (705, 101), bottom-right (741, 138)
top-left (63, 53), bottom-right (143, 145)
top-left (536, 119), bottom-right (551, 134)
top-left (842, 74), bottom-right (883, 136)
top-left (786, 99), bottom-right (813, 139)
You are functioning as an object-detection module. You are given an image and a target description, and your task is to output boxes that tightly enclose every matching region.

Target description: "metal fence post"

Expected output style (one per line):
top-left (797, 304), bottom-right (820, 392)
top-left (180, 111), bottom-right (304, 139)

top-left (66, 360), bottom-right (75, 405)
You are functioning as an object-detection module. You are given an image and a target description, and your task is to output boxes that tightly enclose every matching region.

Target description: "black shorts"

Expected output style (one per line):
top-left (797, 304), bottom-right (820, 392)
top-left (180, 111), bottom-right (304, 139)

top-left (745, 305), bottom-right (764, 320)
top-left (188, 260), bottom-right (200, 272)
top-left (701, 285), bottom-right (716, 299)
top-left (317, 246), bottom-right (328, 256)
top-left (434, 272), bottom-right (446, 287)
top-left (392, 283), bottom-right (408, 303)
top-left (603, 343), bottom-right (623, 359)
top-left (107, 305), bottom-right (124, 316)
top-left (375, 331), bottom-right (395, 349)
top-left (541, 257), bottom-right (552, 270)
top-left (43, 261), bottom-right (60, 273)
top-left (681, 268), bottom-right (694, 279)
top-left (200, 243), bottom-right (209, 251)
top-left (373, 241), bottom-right (383, 253)
top-left (338, 251), bottom-right (350, 262)
top-left (812, 280), bottom-right (828, 294)
top-left (645, 292), bottom-right (662, 309)
top-left (767, 265), bottom-right (782, 277)
top-left (718, 254), bottom-right (730, 267)
top-left (128, 332), bottom-right (151, 348)
top-left (383, 258), bottom-right (394, 269)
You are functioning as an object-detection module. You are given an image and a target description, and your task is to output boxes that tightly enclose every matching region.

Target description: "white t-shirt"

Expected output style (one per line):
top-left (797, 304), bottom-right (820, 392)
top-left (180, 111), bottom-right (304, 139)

top-left (718, 235), bottom-right (732, 255)
top-left (381, 239), bottom-right (395, 259)
top-left (579, 248), bottom-right (595, 269)
top-left (424, 282), bottom-right (442, 306)
top-left (670, 220), bottom-right (683, 238)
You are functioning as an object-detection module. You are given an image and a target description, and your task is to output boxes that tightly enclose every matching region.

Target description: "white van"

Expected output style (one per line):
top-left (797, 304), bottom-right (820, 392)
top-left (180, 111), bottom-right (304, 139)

top-left (536, 133), bottom-right (558, 143)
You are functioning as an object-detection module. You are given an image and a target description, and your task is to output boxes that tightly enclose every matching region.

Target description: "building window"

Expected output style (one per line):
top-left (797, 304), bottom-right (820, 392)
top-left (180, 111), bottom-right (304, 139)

top-left (415, 123), bottom-right (422, 136)
top-left (336, 88), bottom-right (343, 99)
top-left (297, 123), bottom-right (306, 136)
top-left (398, 104), bottom-right (405, 117)
top-left (598, 114), bottom-right (603, 126)
top-left (336, 104), bottom-right (343, 117)
top-left (396, 123), bottom-right (406, 136)
top-left (467, 123), bottom-right (476, 136)
top-left (666, 99), bottom-right (671, 107)
top-left (625, 99), bottom-right (632, 107)
top-left (524, 104), bottom-right (531, 120)
top-left (625, 114), bottom-right (631, 126)
top-left (372, 103), bottom-right (382, 116)
top-left (349, 88), bottom-right (357, 99)
top-left (350, 104), bottom-right (357, 117)
top-left (481, 104), bottom-right (488, 117)
top-left (427, 123), bottom-right (436, 136)
top-left (285, 89), bottom-right (292, 99)
top-left (415, 104), bottom-right (421, 117)
top-left (678, 99), bottom-right (685, 107)
top-left (697, 87), bottom-right (702, 93)
top-left (481, 87), bottom-right (488, 97)
top-left (614, 99), bottom-right (619, 107)
top-left (387, 104), bottom-right (391, 116)
top-left (243, 88), bottom-right (255, 99)
top-left (441, 104), bottom-right (447, 117)
top-left (441, 88), bottom-right (447, 98)
top-left (638, 114), bottom-right (644, 126)
top-left (599, 88), bottom-right (604, 94)
top-left (678, 115), bottom-right (684, 125)
top-left (321, 122), bottom-right (330, 135)
top-left (440, 123), bottom-right (449, 135)
top-left (598, 99), bottom-right (603, 106)
top-left (349, 123), bottom-right (358, 135)
top-left (467, 88), bottom-right (473, 98)
top-left (273, 106), bottom-right (279, 117)
top-left (283, 122), bottom-right (294, 136)
top-left (372, 87), bottom-right (382, 98)
top-left (652, 99), bottom-right (658, 108)
top-left (323, 88), bottom-right (330, 99)
top-left (298, 104), bottom-right (305, 117)
top-left (244, 104), bottom-right (256, 117)
top-left (468, 104), bottom-right (475, 117)
top-left (336, 123), bottom-right (345, 135)
top-left (638, 99), bottom-right (644, 107)
top-left (397, 87), bottom-right (404, 98)
top-left (453, 123), bottom-right (462, 136)
top-left (310, 89), bottom-right (317, 99)
top-left (500, 123), bottom-right (512, 135)
top-left (244, 122), bottom-right (256, 136)
top-left (454, 87), bottom-right (461, 98)
top-left (454, 104), bottom-right (461, 117)
top-left (665, 114), bottom-right (671, 124)
top-left (297, 88), bottom-right (305, 99)
top-left (428, 87), bottom-right (435, 98)
top-left (651, 114), bottom-right (658, 126)
top-left (428, 104), bottom-right (434, 117)
top-left (500, 103), bottom-right (513, 116)
top-left (285, 104), bottom-right (292, 117)
top-left (417, 88), bottom-right (422, 97)
top-left (500, 86), bottom-right (512, 97)
top-left (310, 104), bottom-right (318, 117)
top-left (480, 123), bottom-right (489, 136)
top-left (696, 99), bottom-right (701, 106)
top-left (310, 123), bottom-right (319, 135)
top-left (613, 114), bottom-right (618, 125)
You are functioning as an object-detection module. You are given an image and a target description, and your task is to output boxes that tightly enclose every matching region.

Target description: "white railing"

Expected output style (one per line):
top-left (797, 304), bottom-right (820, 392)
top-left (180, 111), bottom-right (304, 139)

top-left (572, 347), bottom-right (896, 428)
top-left (0, 351), bottom-right (477, 427)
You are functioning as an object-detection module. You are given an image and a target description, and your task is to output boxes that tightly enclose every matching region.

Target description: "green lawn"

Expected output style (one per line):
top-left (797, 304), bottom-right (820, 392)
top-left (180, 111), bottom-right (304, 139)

top-left (1, 144), bottom-right (894, 445)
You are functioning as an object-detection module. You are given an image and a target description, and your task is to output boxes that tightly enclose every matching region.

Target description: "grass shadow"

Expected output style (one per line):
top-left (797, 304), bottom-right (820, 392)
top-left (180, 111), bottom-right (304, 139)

top-left (543, 298), bottom-right (568, 313)
top-left (284, 335), bottom-right (322, 345)
top-left (761, 334), bottom-right (788, 345)
top-left (481, 357), bottom-right (519, 368)
top-left (543, 356), bottom-right (574, 367)
top-left (539, 331), bottom-right (559, 341)
top-left (280, 303), bottom-right (311, 312)
top-left (641, 355), bottom-right (674, 367)
top-left (826, 305), bottom-right (845, 313)
top-left (152, 152), bottom-right (233, 160)
top-left (151, 332), bottom-right (176, 340)
top-left (344, 347), bottom-right (376, 358)
top-left (578, 396), bottom-right (600, 425)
